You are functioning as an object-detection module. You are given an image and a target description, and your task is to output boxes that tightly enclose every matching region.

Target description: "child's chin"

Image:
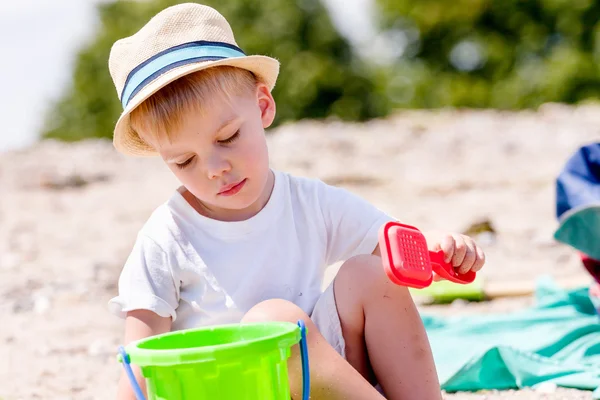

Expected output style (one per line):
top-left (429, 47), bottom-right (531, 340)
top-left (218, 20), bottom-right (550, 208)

top-left (221, 193), bottom-right (259, 210)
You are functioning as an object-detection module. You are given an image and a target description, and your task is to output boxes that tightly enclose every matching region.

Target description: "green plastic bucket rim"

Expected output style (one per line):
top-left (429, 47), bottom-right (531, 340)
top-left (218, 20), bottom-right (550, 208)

top-left (123, 321), bottom-right (301, 366)
top-left (118, 320), bottom-right (311, 400)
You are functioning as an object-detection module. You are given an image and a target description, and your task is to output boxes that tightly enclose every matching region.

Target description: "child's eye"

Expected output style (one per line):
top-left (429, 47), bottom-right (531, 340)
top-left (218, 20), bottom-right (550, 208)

top-left (176, 156), bottom-right (194, 169)
top-left (219, 131), bottom-right (240, 145)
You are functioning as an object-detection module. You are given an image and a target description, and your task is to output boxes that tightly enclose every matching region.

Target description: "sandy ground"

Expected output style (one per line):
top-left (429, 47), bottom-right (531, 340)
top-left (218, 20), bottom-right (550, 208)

top-left (2, 104), bottom-right (600, 399)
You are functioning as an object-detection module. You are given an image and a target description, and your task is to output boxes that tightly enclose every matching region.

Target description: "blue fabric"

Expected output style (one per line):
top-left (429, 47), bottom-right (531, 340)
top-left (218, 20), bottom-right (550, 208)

top-left (121, 41), bottom-right (246, 108)
top-left (556, 143), bottom-right (600, 219)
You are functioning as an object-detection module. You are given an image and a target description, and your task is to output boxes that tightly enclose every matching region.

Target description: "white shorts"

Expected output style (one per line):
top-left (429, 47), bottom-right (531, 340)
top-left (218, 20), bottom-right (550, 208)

top-left (310, 281), bottom-right (346, 358)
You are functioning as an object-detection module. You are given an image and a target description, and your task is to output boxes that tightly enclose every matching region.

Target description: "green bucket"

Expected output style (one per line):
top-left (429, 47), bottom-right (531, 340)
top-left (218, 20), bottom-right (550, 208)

top-left (118, 320), bottom-right (310, 400)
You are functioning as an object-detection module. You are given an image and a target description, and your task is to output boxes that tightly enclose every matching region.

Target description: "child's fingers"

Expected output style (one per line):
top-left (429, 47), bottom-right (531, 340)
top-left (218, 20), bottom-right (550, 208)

top-left (440, 234), bottom-right (456, 263)
top-left (434, 233), bottom-right (485, 275)
top-left (450, 233), bottom-right (468, 267)
top-left (456, 236), bottom-right (477, 274)
top-left (470, 244), bottom-right (486, 272)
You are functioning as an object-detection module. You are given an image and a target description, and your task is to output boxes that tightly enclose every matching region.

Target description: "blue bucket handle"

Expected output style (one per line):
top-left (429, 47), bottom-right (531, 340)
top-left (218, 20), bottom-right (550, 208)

top-left (297, 319), bottom-right (311, 400)
top-left (119, 320), bottom-right (310, 400)
top-left (118, 346), bottom-right (146, 400)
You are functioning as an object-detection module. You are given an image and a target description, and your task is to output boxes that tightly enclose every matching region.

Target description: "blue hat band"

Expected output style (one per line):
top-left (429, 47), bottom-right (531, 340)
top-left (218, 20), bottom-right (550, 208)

top-left (121, 41), bottom-right (246, 109)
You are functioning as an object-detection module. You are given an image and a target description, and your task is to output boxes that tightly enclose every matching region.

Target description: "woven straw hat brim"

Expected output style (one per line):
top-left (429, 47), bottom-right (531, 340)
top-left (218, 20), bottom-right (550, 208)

top-left (113, 54), bottom-right (279, 157)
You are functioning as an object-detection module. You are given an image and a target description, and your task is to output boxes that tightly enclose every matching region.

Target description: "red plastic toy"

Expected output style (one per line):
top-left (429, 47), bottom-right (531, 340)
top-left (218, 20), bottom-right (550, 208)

top-left (378, 221), bottom-right (476, 289)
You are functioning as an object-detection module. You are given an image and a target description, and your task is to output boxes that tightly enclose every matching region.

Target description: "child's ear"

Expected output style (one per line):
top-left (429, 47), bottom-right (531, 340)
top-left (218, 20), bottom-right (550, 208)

top-left (256, 84), bottom-right (276, 129)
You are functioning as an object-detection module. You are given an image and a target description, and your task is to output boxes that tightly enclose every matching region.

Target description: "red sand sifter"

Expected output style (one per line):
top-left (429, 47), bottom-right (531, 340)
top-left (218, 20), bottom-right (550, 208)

top-left (378, 221), bottom-right (476, 289)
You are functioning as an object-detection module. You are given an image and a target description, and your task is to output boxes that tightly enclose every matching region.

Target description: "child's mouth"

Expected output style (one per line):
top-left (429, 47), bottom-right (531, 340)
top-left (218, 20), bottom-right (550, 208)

top-left (218, 179), bottom-right (247, 196)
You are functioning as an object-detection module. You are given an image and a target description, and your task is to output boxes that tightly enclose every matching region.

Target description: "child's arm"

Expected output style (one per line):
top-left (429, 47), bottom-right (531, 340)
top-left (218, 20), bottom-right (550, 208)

top-left (117, 310), bottom-right (172, 400)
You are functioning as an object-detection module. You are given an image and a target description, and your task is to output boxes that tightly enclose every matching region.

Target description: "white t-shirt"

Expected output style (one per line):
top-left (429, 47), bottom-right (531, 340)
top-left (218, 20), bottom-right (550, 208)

top-left (109, 170), bottom-right (392, 331)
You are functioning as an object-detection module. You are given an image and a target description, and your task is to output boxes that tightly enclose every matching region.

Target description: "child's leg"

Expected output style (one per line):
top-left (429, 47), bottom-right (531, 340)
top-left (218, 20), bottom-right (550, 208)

top-left (334, 255), bottom-right (442, 400)
top-left (242, 299), bottom-right (385, 400)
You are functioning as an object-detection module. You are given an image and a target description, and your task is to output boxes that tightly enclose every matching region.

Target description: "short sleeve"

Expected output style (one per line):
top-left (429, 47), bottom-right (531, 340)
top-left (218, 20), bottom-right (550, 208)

top-left (108, 234), bottom-right (180, 320)
top-left (319, 182), bottom-right (393, 265)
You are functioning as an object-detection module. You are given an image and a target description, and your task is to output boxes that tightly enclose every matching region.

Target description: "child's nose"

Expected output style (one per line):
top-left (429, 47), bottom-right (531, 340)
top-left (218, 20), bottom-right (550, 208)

top-left (206, 154), bottom-right (231, 179)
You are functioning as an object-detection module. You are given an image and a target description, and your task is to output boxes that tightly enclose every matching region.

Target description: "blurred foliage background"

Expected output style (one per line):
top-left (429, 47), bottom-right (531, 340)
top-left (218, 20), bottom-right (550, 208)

top-left (43, 0), bottom-right (600, 142)
top-left (376, 0), bottom-right (600, 109)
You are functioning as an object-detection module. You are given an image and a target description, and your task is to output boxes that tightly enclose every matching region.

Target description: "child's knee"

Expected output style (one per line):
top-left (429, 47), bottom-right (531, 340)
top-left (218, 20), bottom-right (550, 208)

top-left (336, 254), bottom-right (388, 293)
top-left (335, 254), bottom-right (413, 317)
top-left (242, 299), bottom-right (308, 324)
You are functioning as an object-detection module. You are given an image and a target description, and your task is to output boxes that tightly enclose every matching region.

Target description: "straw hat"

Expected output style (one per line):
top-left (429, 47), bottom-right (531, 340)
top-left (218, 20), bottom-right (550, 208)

top-left (108, 3), bottom-right (280, 156)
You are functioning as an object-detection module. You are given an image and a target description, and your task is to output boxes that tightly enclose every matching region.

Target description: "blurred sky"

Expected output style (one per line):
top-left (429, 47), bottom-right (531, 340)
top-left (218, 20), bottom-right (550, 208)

top-left (0, 0), bottom-right (376, 153)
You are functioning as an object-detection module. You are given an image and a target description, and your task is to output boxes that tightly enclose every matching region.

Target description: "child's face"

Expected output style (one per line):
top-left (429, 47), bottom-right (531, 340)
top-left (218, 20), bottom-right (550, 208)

top-left (150, 83), bottom-right (276, 221)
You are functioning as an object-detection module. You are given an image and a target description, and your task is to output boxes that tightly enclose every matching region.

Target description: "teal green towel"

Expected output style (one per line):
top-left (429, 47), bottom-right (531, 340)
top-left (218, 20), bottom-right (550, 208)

top-left (423, 277), bottom-right (600, 397)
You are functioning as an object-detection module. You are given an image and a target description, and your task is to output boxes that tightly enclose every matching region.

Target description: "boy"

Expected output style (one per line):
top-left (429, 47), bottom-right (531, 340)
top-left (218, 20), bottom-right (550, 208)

top-left (108, 3), bottom-right (486, 399)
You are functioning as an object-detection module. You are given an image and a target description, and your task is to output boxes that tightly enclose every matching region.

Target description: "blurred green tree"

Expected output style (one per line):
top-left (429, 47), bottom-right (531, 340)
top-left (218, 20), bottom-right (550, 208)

top-left (375, 0), bottom-right (600, 109)
top-left (43, 0), bottom-right (391, 142)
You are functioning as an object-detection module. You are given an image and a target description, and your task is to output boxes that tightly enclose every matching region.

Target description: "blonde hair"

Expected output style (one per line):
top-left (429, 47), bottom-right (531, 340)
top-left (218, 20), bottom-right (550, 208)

top-left (129, 66), bottom-right (258, 146)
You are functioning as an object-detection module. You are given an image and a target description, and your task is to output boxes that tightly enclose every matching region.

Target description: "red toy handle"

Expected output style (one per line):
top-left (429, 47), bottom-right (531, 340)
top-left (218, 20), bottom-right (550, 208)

top-left (429, 250), bottom-right (476, 284)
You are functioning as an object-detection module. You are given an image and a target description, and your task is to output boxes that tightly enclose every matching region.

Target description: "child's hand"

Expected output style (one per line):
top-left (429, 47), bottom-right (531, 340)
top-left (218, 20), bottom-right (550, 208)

top-left (424, 231), bottom-right (486, 277)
